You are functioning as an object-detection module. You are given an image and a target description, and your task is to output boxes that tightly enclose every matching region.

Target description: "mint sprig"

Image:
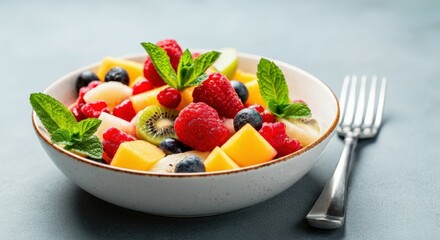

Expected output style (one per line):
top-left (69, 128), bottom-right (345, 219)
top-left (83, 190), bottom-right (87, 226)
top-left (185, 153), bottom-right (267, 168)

top-left (30, 93), bottom-right (103, 159)
top-left (140, 42), bottom-right (220, 90)
top-left (257, 58), bottom-right (311, 118)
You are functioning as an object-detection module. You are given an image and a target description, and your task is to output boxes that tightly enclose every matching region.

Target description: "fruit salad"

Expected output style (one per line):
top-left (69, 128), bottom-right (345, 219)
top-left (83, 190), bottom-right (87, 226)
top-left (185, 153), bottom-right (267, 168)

top-left (30, 39), bottom-right (320, 174)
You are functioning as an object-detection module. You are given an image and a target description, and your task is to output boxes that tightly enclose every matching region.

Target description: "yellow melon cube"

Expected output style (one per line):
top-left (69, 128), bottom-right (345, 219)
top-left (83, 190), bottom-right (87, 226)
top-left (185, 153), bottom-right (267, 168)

top-left (130, 86), bottom-right (167, 113)
top-left (232, 69), bottom-right (257, 83)
top-left (96, 57), bottom-right (144, 86)
top-left (110, 140), bottom-right (165, 171)
top-left (221, 124), bottom-right (277, 167)
top-left (245, 80), bottom-right (267, 108)
top-left (176, 87), bottom-right (195, 111)
top-left (204, 147), bottom-right (240, 172)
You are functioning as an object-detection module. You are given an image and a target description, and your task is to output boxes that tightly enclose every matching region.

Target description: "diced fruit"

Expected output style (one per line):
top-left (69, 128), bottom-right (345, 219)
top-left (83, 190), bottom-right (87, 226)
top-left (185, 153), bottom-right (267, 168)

top-left (104, 67), bottom-right (129, 85)
top-left (77, 81), bottom-right (102, 105)
top-left (110, 140), bottom-right (165, 171)
top-left (159, 138), bottom-right (190, 155)
top-left (174, 155), bottom-right (205, 173)
top-left (95, 112), bottom-right (135, 140)
top-left (157, 87), bottom-right (181, 109)
top-left (232, 69), bottom-right (257, 83)
top-left (130, 86), bottom-right (167, 113)
top-left (76, 71), bottom-right (99, 92)
top-left (113, 99), bottom-right (136, 122)
top-left (222, 118), bottom-right (235, 135)
top-left (174, 102), bottom-right (229, 151)
top-left (230, 80), bottom-right (249, 103)
top-left (221, 124), bottom-right (277, 167)
top-left (279, 118), bottom-right (320, 147)
top-left (83, 81), bottom-right (132, 110)
top-left (150, 150), bottom-right (209, 173)
top-left (96, 57), bottom-right (144, 86)
top-left (132, 79), bottom-right (154, 95)
top-left (80, 101), bottom-right (109, 119)
top-left (211, 48), bottom-right (238, 79)
top-left (102, 127), bottom-right (135, 159)
top-left (204, 147), bottom-right (240, 172)
top-left (192, 73), bottom-right (244, 118)
top-left (176, 87), bottom-right (194, 111)
top-left (258, 122), bottom-right (302, 157)
top-left (245, 80), bottom-right (267, 108)
top-left (233, 108), bottom-right (263, 131)
top-left (136, 105), bottom-right (178, 145)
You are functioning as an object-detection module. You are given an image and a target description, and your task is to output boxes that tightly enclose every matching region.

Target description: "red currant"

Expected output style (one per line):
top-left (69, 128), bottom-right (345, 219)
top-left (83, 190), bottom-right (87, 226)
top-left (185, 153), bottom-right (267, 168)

top-left (248, 104), bottom-right (264, 113)
top-left (132, 79), bottom-right (154, 95)
top-left (157, 87), bottom-right (181, 109)
top-left (261, 110), bottom-right (275, 123)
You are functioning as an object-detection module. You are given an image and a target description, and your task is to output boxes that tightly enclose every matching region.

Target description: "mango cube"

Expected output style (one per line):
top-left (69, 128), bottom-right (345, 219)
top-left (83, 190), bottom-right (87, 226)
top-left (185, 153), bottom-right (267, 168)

top-left (221, 124), bottom-right (277, 167)
top-left (110, 140), bottom-right (165, 171)
top-left (96, 57), bottom-right (144, 87)
top-left (204, 147), bottom-right (240, 172)
top-left (232, 69), bottom-right (257, 83)
top-left (176, 87), bottom-right (195, 111)
top-left (130, 86), bottom-right (167, 113)
top-left (245, 80), bottom-right (267, 108)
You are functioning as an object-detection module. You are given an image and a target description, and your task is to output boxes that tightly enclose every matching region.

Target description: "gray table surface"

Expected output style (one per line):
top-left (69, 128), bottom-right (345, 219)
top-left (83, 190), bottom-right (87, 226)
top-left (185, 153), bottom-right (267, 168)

top-left (1, 0), bottom-right (439, 239)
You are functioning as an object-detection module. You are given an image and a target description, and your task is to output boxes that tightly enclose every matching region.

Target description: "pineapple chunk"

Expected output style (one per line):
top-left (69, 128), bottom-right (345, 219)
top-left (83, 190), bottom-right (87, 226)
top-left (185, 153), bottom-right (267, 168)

top-left (204, 147), bottom-right (240, 172)
top-left (221, 124), bottom-right (277, 167)
top-left (245, 80), bottom-right (267, 108)
top-left (96, 57), bottom-right (144, 87)
top-left (110, 140), bottom-right (165, 171)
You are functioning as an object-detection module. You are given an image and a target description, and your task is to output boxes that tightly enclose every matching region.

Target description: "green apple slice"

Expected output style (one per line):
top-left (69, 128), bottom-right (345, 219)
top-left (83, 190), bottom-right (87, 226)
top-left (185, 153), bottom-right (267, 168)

top-left (212, 48), bottom-right (238, 79)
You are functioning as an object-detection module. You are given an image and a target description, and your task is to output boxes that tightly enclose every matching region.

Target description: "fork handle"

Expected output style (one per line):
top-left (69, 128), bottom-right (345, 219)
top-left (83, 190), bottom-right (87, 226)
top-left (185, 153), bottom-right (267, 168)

top-left (306, 135), bottom-right (358, 229)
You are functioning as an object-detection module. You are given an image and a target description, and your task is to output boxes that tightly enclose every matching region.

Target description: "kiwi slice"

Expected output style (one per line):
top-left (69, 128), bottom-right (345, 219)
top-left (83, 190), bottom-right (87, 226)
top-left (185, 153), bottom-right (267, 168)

top-left (136, 105), bottom-right (179, 145)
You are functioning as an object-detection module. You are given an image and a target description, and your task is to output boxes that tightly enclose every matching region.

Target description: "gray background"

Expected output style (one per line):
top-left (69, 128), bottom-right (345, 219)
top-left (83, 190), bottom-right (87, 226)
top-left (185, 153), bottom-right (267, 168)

top-left (1, 0), bottom-right (439, 239)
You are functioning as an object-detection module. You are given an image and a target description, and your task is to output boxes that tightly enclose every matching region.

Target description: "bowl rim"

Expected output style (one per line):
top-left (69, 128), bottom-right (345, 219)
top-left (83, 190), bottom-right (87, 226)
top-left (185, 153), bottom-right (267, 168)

top-left (32, 51), bottom-right (340, 178)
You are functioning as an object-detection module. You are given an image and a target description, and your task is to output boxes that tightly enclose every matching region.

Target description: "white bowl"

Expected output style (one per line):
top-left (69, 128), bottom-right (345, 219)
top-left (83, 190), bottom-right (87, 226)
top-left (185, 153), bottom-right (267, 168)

top-left (32, 52), bottom-right (339, 217)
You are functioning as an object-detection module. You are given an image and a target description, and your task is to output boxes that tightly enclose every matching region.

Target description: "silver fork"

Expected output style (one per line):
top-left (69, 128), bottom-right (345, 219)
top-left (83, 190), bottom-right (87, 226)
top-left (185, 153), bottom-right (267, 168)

top-left (306, 75), bottom-right (387, 229)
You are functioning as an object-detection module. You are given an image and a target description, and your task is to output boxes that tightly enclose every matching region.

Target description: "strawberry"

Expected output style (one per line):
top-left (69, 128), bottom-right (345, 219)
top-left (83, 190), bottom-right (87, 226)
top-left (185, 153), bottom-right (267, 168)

top-left (192, 73), bottom-right (244, 118)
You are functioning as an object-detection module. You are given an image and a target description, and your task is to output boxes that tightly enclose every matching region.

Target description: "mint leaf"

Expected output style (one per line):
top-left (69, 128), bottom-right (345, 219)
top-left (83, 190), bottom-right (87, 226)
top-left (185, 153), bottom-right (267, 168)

top-left (30, 93), bottom-right (77, 134)
top-left (257, 58), bottom-right (290, 106)
top-left (141, 42), bottom-right (178, 88)
top-left (65, 135), bottom-right (103, 159)
top-left (189, 51), bottom-right (220, 82)
top-left (75, 118), bottom-right (102, 140)
top-left (177, 49), bottom-right (194, 89)
top-left (282, 102), bottom-right (311, 118)
top-left (187, 73), bottom-right (208, 87)
top-left (256, 58), bottom-right (313, 119)
top-left (51, 128), bottom-right (73, 146)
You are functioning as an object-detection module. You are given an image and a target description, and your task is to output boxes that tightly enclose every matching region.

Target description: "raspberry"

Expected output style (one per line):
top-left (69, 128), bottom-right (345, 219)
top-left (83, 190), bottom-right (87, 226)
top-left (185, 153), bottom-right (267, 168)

top-left (259, 122), bottom-right (302, 158)
top-left (113, 99), bottom-right (136, 122)
top-left (277, 138), bottom-right (302, 157)
top-left (80, 100), bottom-right (109, 119)
top-left (102, 127), bottom-right (135, 159)
top-left (261, 111), bottom-right (276, 123)
top-left (143, 39), bottom-right (183, 87)
top-left (174, 102), bottom-right (229, 151)
top-left (132, 79), bottom-right (154, 95)
top-left (70, 103), bottom-right (85, 121)
top-left (192, 73), bottom-right (244, 118)
top-left (157, 87), bottom-right (181, 109)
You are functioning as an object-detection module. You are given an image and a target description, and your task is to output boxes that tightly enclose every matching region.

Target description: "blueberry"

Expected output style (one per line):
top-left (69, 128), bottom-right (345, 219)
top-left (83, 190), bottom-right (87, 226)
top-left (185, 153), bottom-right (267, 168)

top-left (233, 108), bottom-right (263, 131)
top-left (230, 80), bottom-right (249, 103)
top-left (105, 67), bottom-right (129, 85)
top-left (76, 71), bottom-right (99, 92)
top-left (175, 156), bottom-right (205, 173)
top-left (159, 138), bottom-right (190, 155)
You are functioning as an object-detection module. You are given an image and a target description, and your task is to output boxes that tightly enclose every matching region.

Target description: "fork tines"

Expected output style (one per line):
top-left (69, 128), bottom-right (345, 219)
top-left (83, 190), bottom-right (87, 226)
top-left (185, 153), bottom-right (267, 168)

top-left (337, 75), bottom-right (387, 138)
